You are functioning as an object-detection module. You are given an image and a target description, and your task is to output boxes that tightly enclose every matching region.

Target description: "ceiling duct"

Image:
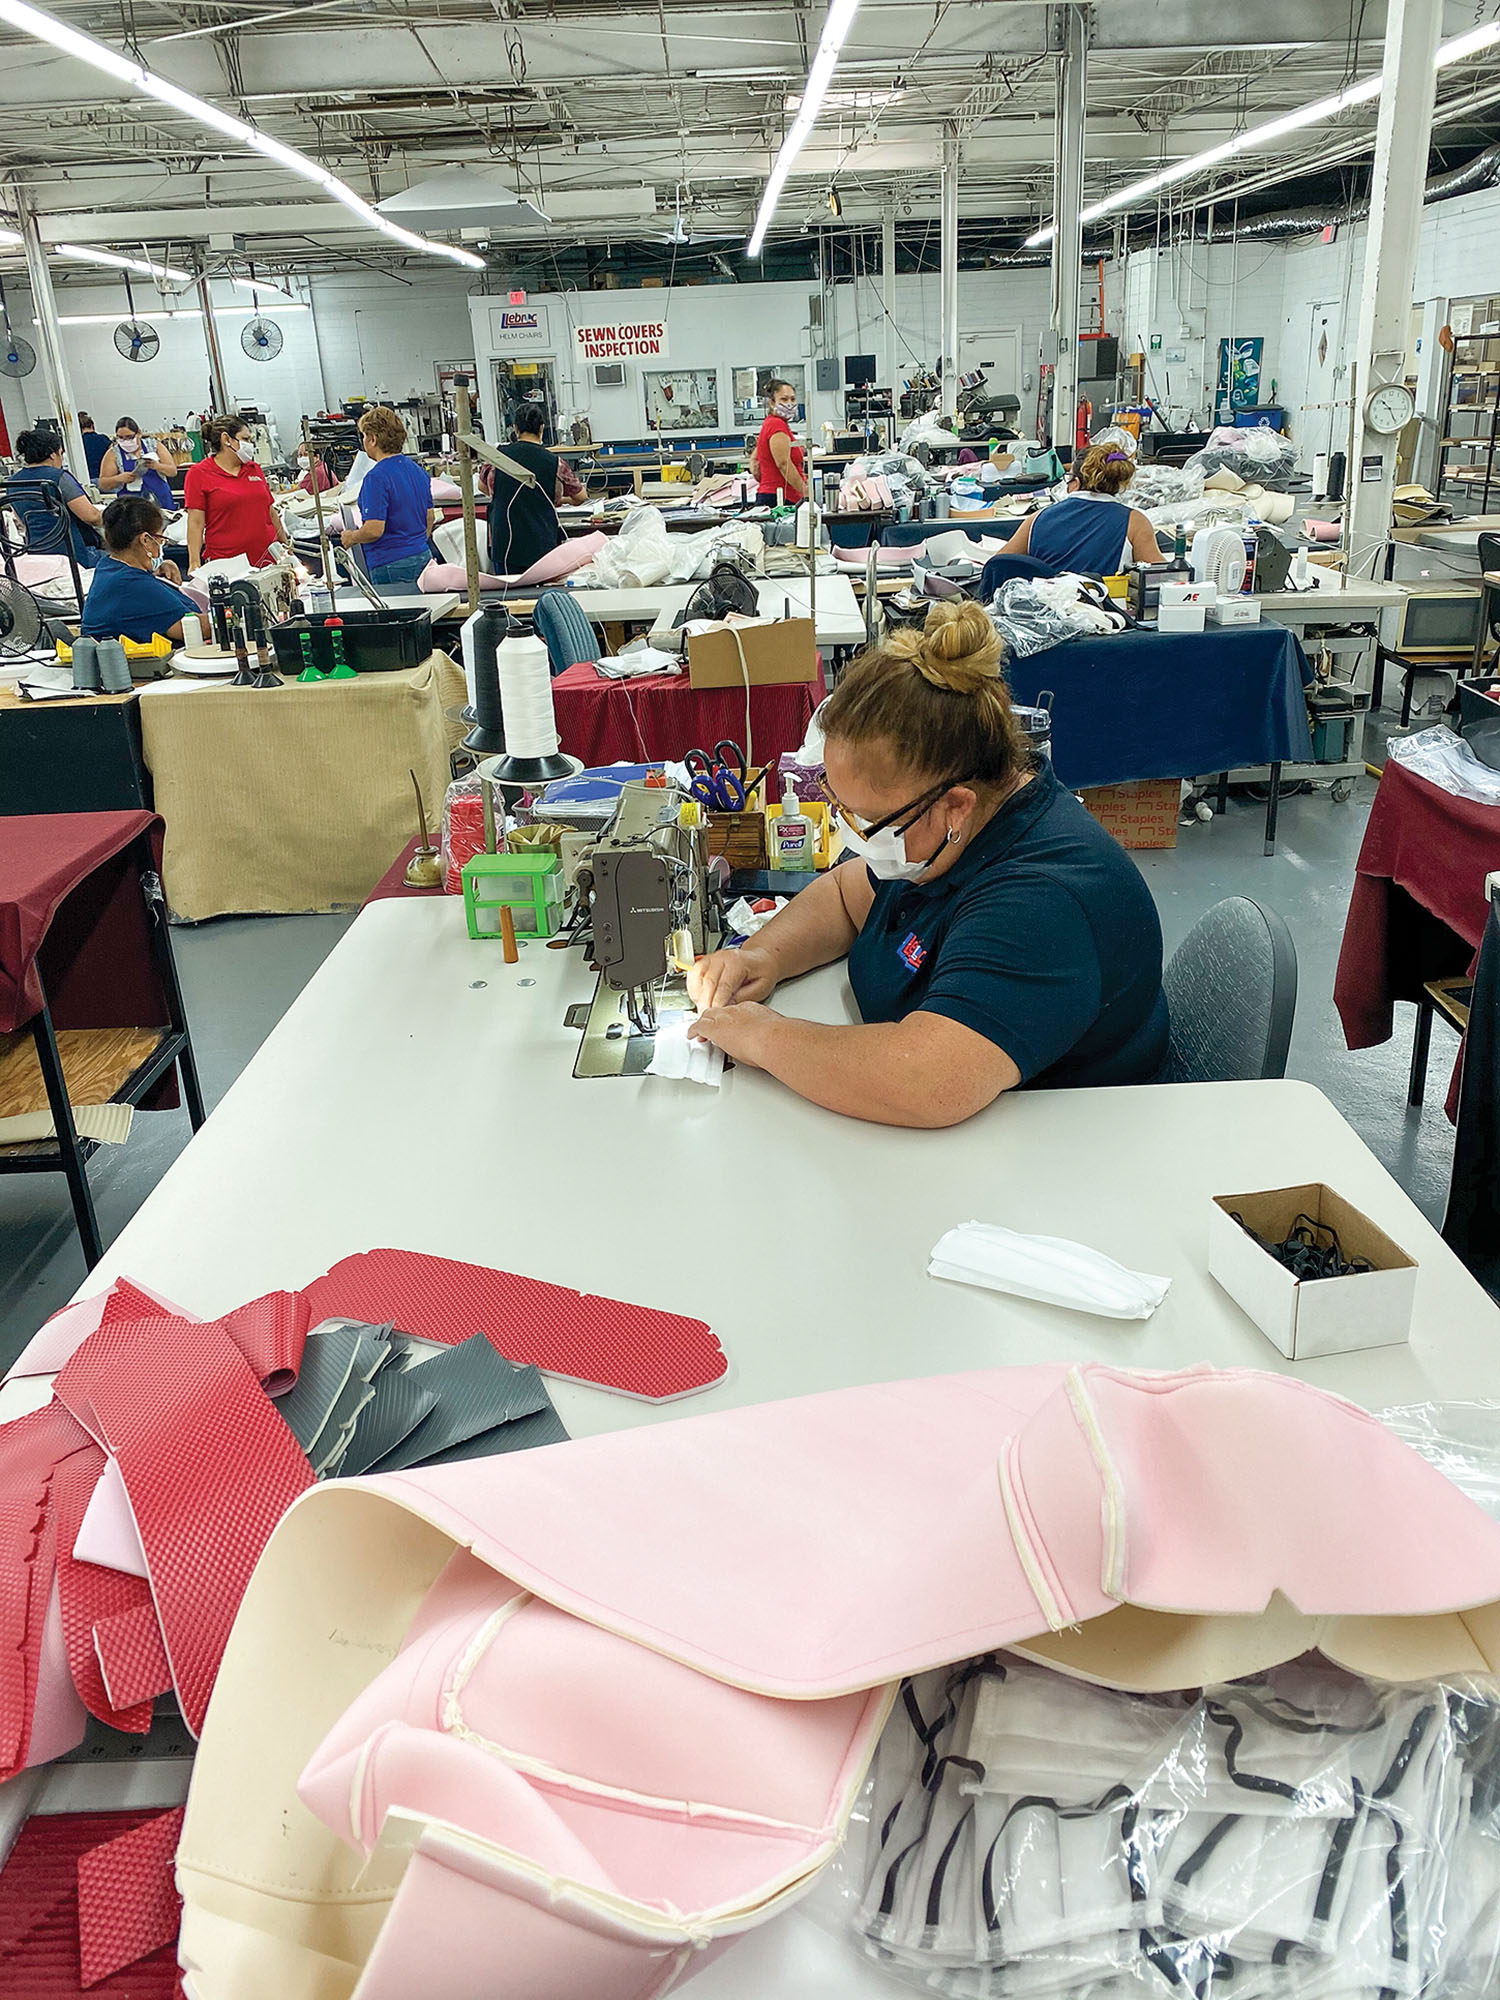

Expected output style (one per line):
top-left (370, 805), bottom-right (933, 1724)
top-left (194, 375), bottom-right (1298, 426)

top-left (1187, 141), bottom-right (1500, 242)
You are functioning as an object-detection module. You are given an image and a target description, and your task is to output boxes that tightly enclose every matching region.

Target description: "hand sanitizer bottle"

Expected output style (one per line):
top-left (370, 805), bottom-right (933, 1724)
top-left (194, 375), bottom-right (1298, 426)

top-left (770, 774), bottom-right (815, 872)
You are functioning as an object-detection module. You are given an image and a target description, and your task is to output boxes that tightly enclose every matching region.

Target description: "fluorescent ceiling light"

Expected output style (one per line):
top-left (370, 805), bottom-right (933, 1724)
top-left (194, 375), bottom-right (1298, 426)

top-left (747, 0), bottom-right (862, 257)
top-left (0, 0), bottom-right (484, 269)
top-left (229, 274), bottom-right (298, 302)
top-left (55, 242), bottom-right (191, 281)
top-left (46, 304), bottom-right (310, 325)
top-left (1026, 23), bottom-right (1498, 248)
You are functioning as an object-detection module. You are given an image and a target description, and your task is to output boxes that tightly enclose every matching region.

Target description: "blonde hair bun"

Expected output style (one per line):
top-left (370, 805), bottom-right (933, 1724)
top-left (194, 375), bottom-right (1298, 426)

top-left (912, 599), bottom-right (1005, 693)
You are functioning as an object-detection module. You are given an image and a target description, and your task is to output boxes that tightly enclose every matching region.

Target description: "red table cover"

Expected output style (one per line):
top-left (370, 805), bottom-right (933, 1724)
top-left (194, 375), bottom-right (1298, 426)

top-left (0, 812), bottom-right (166, 1038)
top-left (1334, 759), bottom-right (1500, 1049)
top-left (550, 661), bottom-right (825, 770)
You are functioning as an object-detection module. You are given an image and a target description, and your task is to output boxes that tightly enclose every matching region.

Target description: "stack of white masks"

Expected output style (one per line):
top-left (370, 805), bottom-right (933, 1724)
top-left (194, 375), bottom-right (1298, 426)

top-left (929, 1221), bottom-right (1171, 1320)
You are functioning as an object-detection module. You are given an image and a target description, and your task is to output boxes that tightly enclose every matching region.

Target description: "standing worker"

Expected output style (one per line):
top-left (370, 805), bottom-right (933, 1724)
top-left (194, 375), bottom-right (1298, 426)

top-left (487, 401), bottom-right (564, 578)
top-left (97, 418), bottom-right (178, 508)
top-left (183, 415), bottom-right (280, 570)
top-left (77, 413), bottom-right (112, 482)
top-left (338, 405), bottom-right (435, 589)
top-left (754, 379), bottom-right (807, 506)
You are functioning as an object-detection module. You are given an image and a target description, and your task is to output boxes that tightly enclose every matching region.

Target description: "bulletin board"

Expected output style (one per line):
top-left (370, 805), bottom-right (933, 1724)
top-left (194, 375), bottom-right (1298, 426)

top-left (642, 368), bottom-right (720, 433)
top-left (732, 364), bottom-right (807, 427)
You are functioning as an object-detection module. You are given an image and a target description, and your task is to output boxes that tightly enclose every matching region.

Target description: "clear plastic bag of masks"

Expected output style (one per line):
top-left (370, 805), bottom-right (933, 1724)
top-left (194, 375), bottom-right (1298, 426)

top-left (1379, 1402), bottom-right (1500, 1525)
top-left (805, 1649), bottom-right (1500, 2000)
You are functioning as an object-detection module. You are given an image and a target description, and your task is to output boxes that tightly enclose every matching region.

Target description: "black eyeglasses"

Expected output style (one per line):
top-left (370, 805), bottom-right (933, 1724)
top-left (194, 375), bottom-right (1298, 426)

top-left (832, 773), bottom-right (975, 840)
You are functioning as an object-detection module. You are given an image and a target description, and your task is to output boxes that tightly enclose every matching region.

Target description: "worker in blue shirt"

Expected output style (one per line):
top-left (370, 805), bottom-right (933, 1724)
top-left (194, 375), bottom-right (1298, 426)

top-left (338, 404), bottom-right (434, 589)
top-left (78, 413), bottom-right (112, 481)
top-left (81, 495), bottom-right (201, 643)
top-left (687, 599), bottom-right (1169, 1125)
top-left (9, 428), bottom-right (105, 569)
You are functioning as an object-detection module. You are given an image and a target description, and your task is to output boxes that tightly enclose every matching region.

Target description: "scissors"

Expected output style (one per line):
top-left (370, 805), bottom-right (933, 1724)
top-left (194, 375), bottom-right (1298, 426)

top-left (683, 740), bottom-right (748, 810)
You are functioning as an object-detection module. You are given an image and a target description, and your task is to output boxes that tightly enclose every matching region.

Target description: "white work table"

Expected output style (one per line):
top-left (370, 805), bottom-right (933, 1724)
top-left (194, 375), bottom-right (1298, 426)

top-left (558, 571), bottom-right (865, 651)
top-left (30, 893), bottom-right (1500, 1999)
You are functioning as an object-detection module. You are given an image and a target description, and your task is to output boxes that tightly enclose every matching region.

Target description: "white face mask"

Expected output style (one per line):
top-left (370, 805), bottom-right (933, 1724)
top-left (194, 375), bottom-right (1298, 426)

top-left (234, 438), bottom-right (257, 464)
top-left (116, 435), bottom-right (135, 451)
top-left (838, 815), bottom-right (942, 883)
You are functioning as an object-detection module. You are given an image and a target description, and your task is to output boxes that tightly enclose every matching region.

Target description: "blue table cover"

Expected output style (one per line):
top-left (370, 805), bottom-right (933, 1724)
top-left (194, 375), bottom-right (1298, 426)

top-left (1004, 624), bottom-right (1314, 791)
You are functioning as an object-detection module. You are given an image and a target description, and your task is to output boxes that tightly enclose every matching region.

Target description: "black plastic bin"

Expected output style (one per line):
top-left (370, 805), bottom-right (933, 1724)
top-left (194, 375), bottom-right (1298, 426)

top-left (1459, 675), bottom-right (1500, 773)
top-left (270, 607), bottom-right (433, 675)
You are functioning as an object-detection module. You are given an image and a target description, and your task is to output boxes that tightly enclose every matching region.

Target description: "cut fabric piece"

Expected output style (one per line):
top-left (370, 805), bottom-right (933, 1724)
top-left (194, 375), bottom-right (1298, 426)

top-left (53, 1447), bottom-right (153, 1738)
top-left (6, 1278), bottom-right (194, 1382)
top-left (339, 1359), bottom-right (438, 1476)
top-left (415, 1401), bottom-right (570, 1465)
top-left (929, 1220), bottom-right (1171, 1320)
top-left (75, 1807), bottom-right (185, 1991)
top-left (216, 1290), bottom-right (311, 1394)
top-left (303, 1325), bottom-right (390, 1477)
top-left (0, 1105), bottom-right (132, 1147)
top-left (72, 1459), bottom-right (147, 1580)
top-left (92, 1599), bottom-right (173, 1713)
top-left (0, 1404), bottom-right (96, 1774)
top-left (0, 1809), bottom-right (183, 1998)
top-left (303, 1248), bottom-right (726, 1401)
top-left (55, 1311), bottom-right (314, 1734)
top-left (367, 1339), bottom-right (551, 1473)
top-left (645, 1017), bottom-right (725, 1088)
top-left (271, 1319), bottom-right (373, 1458)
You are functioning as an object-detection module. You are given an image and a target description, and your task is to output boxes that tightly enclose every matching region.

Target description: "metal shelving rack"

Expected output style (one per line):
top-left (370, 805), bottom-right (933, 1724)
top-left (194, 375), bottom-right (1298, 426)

top-left (1438, 314), bottom-right (1500, 510)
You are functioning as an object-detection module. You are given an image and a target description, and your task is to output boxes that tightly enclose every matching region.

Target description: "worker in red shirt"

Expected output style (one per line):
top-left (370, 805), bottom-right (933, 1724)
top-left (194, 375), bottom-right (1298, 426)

top-left (183, 415), bottom-right (280, 570)
top-left (754, 380), bottom-right (807, 506)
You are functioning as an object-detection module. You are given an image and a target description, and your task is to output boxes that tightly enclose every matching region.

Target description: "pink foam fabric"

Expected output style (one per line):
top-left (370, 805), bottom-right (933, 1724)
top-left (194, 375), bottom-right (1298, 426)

top-left (510, 533), bottom-right (608, 587)
top-left (417, 560), bottom-right (509, 595)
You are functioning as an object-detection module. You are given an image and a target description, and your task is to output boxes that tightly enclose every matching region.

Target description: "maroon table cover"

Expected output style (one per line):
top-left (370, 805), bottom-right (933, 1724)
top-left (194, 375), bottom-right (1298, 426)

top-left (549, 662), bottom-right (825, 770)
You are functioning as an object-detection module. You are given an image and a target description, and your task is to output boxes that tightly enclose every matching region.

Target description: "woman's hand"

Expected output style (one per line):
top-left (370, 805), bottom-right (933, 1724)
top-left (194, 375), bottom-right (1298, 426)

top-left (339, 526), bottom-right (359, 548)
top-left (687, 1002), bottom-right (776, 1070)
top-left (159, 559), bottom-right (183, 585)
top-left (686, 944), bottom-right (778, 1011)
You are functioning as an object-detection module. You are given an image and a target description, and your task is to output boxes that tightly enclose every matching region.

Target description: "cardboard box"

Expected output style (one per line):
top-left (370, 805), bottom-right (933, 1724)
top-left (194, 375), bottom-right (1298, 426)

top-left (1160, 580), bottom-right (1217, 609)
top-left (686, 618), bottom-right (818, 690)
top-left (1079, 778), bottom-right (1180, 849)
top-left (1209, 1184), bottom-right (1417, 1360)
top-left (1157, 602), bottom-right (1206, 633)
top-left (1208, 596), bottom-right (1262, 625)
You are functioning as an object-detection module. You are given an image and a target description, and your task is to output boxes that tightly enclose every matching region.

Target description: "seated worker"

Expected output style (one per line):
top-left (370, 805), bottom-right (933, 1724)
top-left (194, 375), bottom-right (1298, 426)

top-left (81, 495), bottom-right (200, 644)
top-left (338, 405), bottom-right (434, 589)
top-left (97, 417), bottom-right (178, 508)
top-left (686, 600), bottom-right (1169, 1126)
top-left (488, 402), bottom-right (565, 577)
top-left (9, 428), bottom-right (105, 569)
top-left (998, 442), bottom-right (1165, 573)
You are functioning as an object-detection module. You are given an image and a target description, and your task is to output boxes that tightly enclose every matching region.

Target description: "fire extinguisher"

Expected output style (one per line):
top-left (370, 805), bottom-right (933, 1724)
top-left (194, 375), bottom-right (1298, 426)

top-left (1075, 395), bottom-right (1092, 456)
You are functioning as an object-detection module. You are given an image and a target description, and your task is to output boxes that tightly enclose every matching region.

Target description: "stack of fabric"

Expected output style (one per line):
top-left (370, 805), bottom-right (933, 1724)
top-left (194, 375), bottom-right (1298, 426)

top-left (851, 1651), bottom-right (1500, 1999)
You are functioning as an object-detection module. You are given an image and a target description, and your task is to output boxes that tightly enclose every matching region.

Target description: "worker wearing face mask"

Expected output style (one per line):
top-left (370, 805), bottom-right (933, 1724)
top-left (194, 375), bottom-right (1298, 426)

top-left (81, 496), bottom-right (200, 643)
top-left (753, 379), bottom-right (807, 506)
top-left (182, 414), bottom-right (280, 570)
top-left (98, 417), bottom-right (178, 509)
top-left (687, 599), bottom-right (1170, 1126)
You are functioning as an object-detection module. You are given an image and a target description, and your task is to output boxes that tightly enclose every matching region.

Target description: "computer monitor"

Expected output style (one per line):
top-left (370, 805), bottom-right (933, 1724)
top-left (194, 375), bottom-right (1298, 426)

top-left (844, 354), bottom-right (878, 387)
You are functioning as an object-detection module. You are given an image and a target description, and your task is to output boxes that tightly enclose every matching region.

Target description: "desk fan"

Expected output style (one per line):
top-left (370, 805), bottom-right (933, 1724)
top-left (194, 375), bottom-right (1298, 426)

top-left (0, 574), bottom-right (45, 657)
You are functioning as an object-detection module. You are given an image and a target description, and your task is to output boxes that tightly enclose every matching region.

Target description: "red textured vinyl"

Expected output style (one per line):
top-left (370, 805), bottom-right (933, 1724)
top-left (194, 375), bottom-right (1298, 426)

top-left (0, 1810), bottom-right (183, 1998)
top-left (75, 1807), bottom-right (184, 1990)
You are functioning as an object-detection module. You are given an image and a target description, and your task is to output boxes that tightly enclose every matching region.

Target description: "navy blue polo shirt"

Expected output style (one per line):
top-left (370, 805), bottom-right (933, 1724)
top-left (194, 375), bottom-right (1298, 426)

top-left (81, 554), bottom-right (199, 642)
top-left (847, 760), bottom-right (1170, 1088)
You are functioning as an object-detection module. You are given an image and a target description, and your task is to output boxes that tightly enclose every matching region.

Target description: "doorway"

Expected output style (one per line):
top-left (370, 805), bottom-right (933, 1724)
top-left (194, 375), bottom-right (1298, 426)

top-left (957, 328), bottom-right (1022, 397)
top-left (493, 359), bottom-right (559, 441)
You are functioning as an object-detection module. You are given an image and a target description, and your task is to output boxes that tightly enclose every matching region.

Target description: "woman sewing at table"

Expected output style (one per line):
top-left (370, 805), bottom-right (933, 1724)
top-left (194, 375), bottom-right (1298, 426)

top-left (97, 417), bottom-right (178, 509)
top-left (182, 414), bottom-right (280, 571)
top-left (80, 495), bottom-right (201, 644)
top-left (753, 379), bottom-right (807, 506)
top-left (687, 600), bottom-right (1169, 1126)
top-left (997, 442), bottom-right (1165, 573)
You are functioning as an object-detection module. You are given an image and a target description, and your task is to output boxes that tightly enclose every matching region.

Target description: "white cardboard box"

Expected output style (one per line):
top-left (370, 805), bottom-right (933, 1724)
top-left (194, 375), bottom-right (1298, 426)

top-left (1157, 603), bottom-right (1206, 633)
top-left (1160, 580), bottom-right (1218, 609)
top-left (1208, 1184), bottom-right (1417, 1360)
top-left (1208, 596), bottom-right (1262, 625)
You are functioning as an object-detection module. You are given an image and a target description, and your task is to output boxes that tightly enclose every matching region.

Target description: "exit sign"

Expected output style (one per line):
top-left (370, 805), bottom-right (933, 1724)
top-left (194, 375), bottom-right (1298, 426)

top-left (508, 289), bottom-right (527, 305)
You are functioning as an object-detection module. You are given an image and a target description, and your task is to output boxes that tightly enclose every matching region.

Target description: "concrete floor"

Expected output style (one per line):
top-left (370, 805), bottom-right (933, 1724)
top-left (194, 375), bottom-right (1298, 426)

top-left (0, 737), bottom-right (1462, 1367)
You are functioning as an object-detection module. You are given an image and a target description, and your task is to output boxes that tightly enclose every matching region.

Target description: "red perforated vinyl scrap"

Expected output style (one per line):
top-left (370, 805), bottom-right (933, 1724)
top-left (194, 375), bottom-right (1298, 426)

top-left (303, 1249), bottom-right (726, 1402)
top-left (0, 1809), bottom-right (183, 1998)
top-left (75, 1807), bottom-right (184, 1990)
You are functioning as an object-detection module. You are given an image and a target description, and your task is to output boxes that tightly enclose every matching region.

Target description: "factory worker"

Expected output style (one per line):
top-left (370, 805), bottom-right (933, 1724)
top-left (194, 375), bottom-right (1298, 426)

top-left (999, 441), bottom-right (1165, 574)
top-left (687, 599), bottom-right (1169, 1125)
top-left (339, 404), bottom-right (435, 589)
top-left (97, 417), bottom-right (178, 508)
top-left (183, 414), bottom-right (279, 570)
top-left (753, 378), bottom-right (808, 505)
top-left (488, 401), bottom-right (565, 577)
top-left (81, 496), bottom-right (200, 644)
top-left (9, 428), bottom-right (104, 569)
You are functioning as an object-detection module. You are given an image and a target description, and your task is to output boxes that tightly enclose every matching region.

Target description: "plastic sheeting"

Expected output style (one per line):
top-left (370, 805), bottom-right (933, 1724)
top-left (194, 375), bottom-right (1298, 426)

top-left (572, 510), bottom-right (765, 589)
top-left (1387, 725), bottom-right (1500, 807)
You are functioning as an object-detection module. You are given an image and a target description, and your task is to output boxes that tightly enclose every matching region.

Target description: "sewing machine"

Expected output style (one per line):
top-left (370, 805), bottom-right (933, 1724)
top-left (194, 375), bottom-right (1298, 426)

top-left (568, 780), bottom-right (725, 1078)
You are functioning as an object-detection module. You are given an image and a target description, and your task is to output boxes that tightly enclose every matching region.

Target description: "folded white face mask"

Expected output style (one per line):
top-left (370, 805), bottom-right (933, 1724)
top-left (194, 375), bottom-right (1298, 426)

top-left (235, 438), bottom-right (258, 464)
top-left (929, 1220), bottom-right (1171, 1320)
top-left (645, 1016), bottom-right (724, 1088)
top-left (838, 816), bottom-right (937, 883)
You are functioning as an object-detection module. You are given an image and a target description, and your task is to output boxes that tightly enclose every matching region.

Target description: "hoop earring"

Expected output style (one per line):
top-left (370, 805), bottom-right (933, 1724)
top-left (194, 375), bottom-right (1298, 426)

top-left (946, 828), bottom-right (962, 845)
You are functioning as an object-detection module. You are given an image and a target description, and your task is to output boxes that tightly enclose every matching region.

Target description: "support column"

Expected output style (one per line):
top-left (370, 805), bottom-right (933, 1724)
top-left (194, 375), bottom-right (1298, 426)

top-left (1049, 4), bottom-right (1087, 453)
top-left (197, 269), bottom-right (229, 411)
top-left (881, 205), bottom-right (897, 389)
top-left (940, 126), bottom-right (960, 417)
top-left (14, 186), bottom-right (84, 483)
top-left (1346, 0), bottom-right (1441, 581)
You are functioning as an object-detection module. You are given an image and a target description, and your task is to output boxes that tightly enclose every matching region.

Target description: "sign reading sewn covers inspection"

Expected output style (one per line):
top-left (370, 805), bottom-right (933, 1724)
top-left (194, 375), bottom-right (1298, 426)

top-left (573, 320), bottom-right (670, 362)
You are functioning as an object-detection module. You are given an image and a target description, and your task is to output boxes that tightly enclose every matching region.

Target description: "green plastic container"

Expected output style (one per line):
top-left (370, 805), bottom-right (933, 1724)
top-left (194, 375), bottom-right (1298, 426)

top-left (462, 851), bottom-right (564, 940)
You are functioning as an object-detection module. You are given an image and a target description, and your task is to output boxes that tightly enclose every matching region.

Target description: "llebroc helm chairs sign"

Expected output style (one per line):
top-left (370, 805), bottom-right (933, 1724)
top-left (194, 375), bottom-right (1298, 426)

top-left (573, 320), bottom-right (670, 362)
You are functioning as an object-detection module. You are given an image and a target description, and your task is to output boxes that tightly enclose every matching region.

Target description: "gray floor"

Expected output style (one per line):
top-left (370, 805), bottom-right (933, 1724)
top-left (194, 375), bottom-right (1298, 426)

top-left (0, 738), bottom-right (1462, 1367)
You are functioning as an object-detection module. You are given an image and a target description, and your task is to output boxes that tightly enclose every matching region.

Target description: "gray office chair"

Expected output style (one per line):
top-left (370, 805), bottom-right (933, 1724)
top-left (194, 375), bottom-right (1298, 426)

top-left (1164, 897), bottom-right (1298, 1083)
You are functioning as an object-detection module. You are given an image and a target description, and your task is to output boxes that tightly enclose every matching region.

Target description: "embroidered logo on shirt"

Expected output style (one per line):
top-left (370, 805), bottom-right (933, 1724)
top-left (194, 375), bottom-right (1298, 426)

top-left (898, 931), bottom-right (927, 970)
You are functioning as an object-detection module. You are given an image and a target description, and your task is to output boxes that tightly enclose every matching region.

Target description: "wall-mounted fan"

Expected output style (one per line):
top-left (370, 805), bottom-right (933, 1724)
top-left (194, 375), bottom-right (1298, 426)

top-left (0, 574), bottom-right (44, 656)
top-left (241, 315), bottom-right (283, 361)
top-left (113, 273), bottom-right (159, 364)
top-left (0, 275), bottom-right (35, 380)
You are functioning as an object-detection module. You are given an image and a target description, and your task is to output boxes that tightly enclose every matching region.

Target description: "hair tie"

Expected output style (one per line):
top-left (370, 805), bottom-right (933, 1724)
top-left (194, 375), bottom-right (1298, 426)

top-left (1105, 452), bottom-right (1130, 463)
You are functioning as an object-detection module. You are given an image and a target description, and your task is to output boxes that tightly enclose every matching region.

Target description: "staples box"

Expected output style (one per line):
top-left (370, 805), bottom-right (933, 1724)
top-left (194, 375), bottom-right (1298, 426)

top-left (1209, 1184), bottom-right (1417, 1360)
top-left (686, 617), bottom-right (818, 690)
